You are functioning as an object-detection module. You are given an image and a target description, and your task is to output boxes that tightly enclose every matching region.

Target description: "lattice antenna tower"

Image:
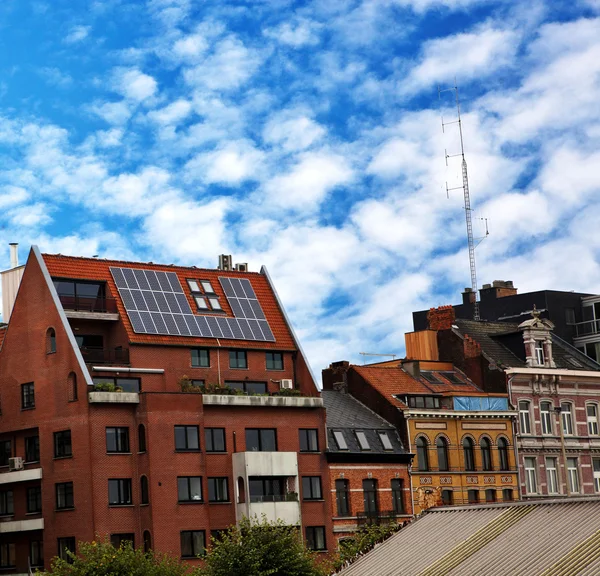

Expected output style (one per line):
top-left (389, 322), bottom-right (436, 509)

top-left (439, 82), bottom-right (482, 321)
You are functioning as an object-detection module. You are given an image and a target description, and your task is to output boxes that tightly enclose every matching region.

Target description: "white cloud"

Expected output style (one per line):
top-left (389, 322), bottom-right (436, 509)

top-left (64, 25), bottom-right (90, 44)
top-left (264, 18), bottom-right (321, 47)
top-left (172, 34), bottom-right (209, 61)
top-left (8, 203), bottom-right (52, 227)
top-left (263, 110), bottom-right (325, 151)
top-left (39, 67), bottom-right (73, 88)
top-left (114, 68), bottom-right (158, 102)
top-left (148, 99), bottom-right (192, 125)
top-left (0, 186), bottom-right (29, 208)
top-left (90, 101), bottom-right (132, 125)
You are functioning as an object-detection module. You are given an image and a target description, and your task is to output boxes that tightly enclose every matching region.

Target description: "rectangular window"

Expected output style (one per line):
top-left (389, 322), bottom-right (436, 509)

top-left (245, 429), bottom-right (277, 452)
top-left (485, 489), bottom-right (496, 502)
top-left (593, 459), bottom-right (600, 492)
top-left (21, 382), bottom-right (35, 409)
top-left (0, 490), bottom-right (13, 516)
top-left (306, 527), bottom-right (326, 551)
top-left (441, 489), bottom-right (453, 505)
top-left (519, 401), bottom-right (531, 435)
top-left (545, 457), bottom-right (559, 495)
top-left (181, 530), bottom-right (206, 558)
top-left (27, 486), bottom-right (42, 513)
top-left (178, 477), bottom-right (203, 502)
top-left (561, 403), bottom-right (574, 435)
top-left (335, 479), bottom-right (350, 516)
top-left (535, 341), bottom-right (545, 365)
top-left (502, 488), bottom-right (513, 502)
top-left (175, 425), bottom-right (200, 451)
top-left (299, 429), bottom-right (319, 452)
top-left (379, 432), bottom-right (394, 451)
top-left (108, 479), bottom-right (132, 506)
top-left (524, 457), bottom-right (537, 494)
top-left (57, 537), bottom-right (76, 563)
top-left (266, 352), bottom-right (284, 370)
top-left (588, 405), bottom-right (599, 435)
top-left (56, 482), bottom-right (74, 510)
top-left (0, 543), bottom-right (15, 568)
top-left (229, 350), bottom-right (247, 369)
top-left (201, 281), bottom-right (215, 294)
top-left (92, 377), bottom-right (140, 393)
top-left (391, 479), bottom-right (405, 514)
top-left (110, 534), bottom-right (134, 548)
top-left (30, 540), bottom-right (43, 568)
top-left (567, 457), bottom-right (580, 493)
top-left (0, 441), bottom-right (10, 466)
top-left (540, 402), bottom-right (553, 435)
top-left (205, 428), bottom-right (226, 452)
top-left (25, 436), bottom-right (40, 462)
top-left (565, 308), bottom-right (576, 324)
top-left (226, 381), bottom-right (267, 395)
top-left (355, 431), bottom-right (370, 450)
top-left (249, 477), bottom-right (285, 502)
top-left (363, 479), bottom-right (378, 515)
top-left (191, 348), bottom-right (210, 367)
top-left (302, 477), bottom-right (322, 500)
top-left (208, 478), bottom-right (229, 503)
top-left (106, 427), bottom-right (130, 453)
top-left (333, 431), bottom-right (348, 450)
top-left (467, 489), bottom-right (479, 503)
top-left (54, 430), bottom-right (72, 458)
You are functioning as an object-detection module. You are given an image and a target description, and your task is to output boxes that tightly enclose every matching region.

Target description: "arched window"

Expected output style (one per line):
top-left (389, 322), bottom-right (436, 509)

top-left (138, 424), bottom-right (147, 453)
top-left (237, 477), bottom-right (246, 504)
top-left (143, 531), bottom-right (151, 553)
top-left (463, 437), bottom-right (475, 471)
top-left (497, 437), bottom-right (509, 471)
top-left (140, 476), bottom-right (149, 505)
top-left (416, 437), bottom-right (429, 471)
top-left (67, 372), bottom-right (78, 402)
top-left (480, 438), bottom-right (492, 471)
top-left (436, 437), bottom-right (449, 472)
top-left (46, 328), bottom-right (56, 354)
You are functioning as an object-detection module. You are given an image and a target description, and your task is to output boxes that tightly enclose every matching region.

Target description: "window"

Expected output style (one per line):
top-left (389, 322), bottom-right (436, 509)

top-left (140, 476), bottom-right (149, 504)
top-left (356, 431), bottom-right (370, 450)
top-left (178, 477), bottom-right (203, 502)
top-left (416, 437), bottom-right (429, 471)
top-left (47, 328), bottom-right (56, 354)
top-left (567, 457), bottom-right (579, 493)
top-left (0, 440), bottom-right (10, 466)
top-left (110, 534), bottom-right (134, 548)
top-left (561, 403), bottom-right (574, 435)
top-left (25, 436), bottom-right (40, 463)
top-left (587, 404), bottom-right (599, 435)
top-left (108, 479), bottom-right (132, 506)
top-left (485, 489), bottom-right (496, 503)
top-left (0, 543), bottom-right (15, 568)
top-left (497, 438), bottom-right (509, 471)
top-left (229, 350), bottom-right (247, 369)
top-left (378, 432), bottom-right (394, 451)
top-left (391, 479), bottom-right (405, 514)
top-left (441, 489), bottom-right (453, 505)
top-left (333, 431), bottom-right (348, 450)
top-left (57, 537), bottom-right (76, 563)
top-left (436, 437), bottom-right (449, 471)
top-left (524, 457), bottom-right (537, 494)
top-left (21, 382), bottom-right (35, 409)
top-left (208, 478), bottom-right (229, 502)
top-left (545, 457), bottom-right (559, 494)
top-left (56, 482), bottom-right (74, 510)
top-left (593, 459), bottom-right (600, 492)
top-left (480, 438), bottom-right (493, 471)
top-left (188, 279), bottom-right (221, 312)
top-left (27, 486), bottom-right (42, 513)
top-left (502, 488), bottom-right (513, 502)
top-left (408, 396), bottom-right (440, 408)
top-left (519, 401), bottom-right (531, 435)
top-left (181, 530), bottom-right (206, 558)
top-left (201, 280), bottom-right (215, 294)
top-left (463, 437), bottom-right (475, 471)
top-left (245, 429), bottom-right (277, 451)
top-left (138, 424), bottom-right (147, 453)
top-left (226, 381), bottom-right (267, 395)
top-left (30, 540), bottom-right (43, 568)
top-left (302, 477), bottom-right (322, 500)
top-left (266, 352), bottom-right (284, 370)
top-left (535, 341), bottom-right (545, 365)
top-left (540, 401), bottom-right (553, 435)
top-left (92, 377), bottom-right (140, 393)
top-left (306, 527), bottom-right (326, 551)
top-left (191, 348), bottom-right (210, 367)
top-left (205, 428), bottom-right (226, 452)
top-left (143, 531), bottom-right (152, 554)
top-left (54, 430), bottom-right (72, 458)
top-left (249, 477), bottom-right (285, 502)
top-left (175, 425), bottom-right (200, 451)
top-left (363, 479), bottom-right (378, 515)
top-left (106, 427), bottom-right (130, 453)
top-left (467, 489), bottom-right (479, 504)
top-left (0, 490), bottom-right (13, 516)
top-left (421, 372), bottom-right (441, 384)
top-left (441, 372), bottom-right (464, 384)
top-left (336, 479), bottom-right (350, 516)
top-left (299, 429), bottom-right (319, 452)
top-left (565, 308), bottom-right (576, 324)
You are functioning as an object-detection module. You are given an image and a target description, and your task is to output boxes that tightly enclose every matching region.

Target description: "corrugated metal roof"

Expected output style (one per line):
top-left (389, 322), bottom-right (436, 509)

top-left (337, 499), bottom-right (600, 576)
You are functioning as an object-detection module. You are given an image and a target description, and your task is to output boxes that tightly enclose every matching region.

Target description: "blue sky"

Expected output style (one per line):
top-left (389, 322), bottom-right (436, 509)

top-left (1, 0), bottom-right (600, 373)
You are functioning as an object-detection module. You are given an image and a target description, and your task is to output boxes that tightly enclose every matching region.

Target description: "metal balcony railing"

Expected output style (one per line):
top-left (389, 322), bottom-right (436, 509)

top-left (573, 319), bottom-right (600, 338)
top-left (79, 347), bottom-right (129, 364)
top-left (356, 510), bottom-right (404, 526)
top-left (58, 294), bottom-right (118, 314)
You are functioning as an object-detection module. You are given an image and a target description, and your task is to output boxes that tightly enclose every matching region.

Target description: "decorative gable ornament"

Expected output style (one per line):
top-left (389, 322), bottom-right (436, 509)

top-left (518, 306), bottom-right (556, 368)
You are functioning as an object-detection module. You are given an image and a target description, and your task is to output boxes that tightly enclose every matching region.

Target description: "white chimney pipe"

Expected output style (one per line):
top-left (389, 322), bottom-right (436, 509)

top-left (9, 243), bottom-right (18, 268)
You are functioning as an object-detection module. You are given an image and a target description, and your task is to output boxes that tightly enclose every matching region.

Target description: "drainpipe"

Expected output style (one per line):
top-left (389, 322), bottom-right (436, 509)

top-left (507, 375), bottom-right (522, 499)
top-left (555, 405), bottom-right (571, 497)
top-left (216, 339), bottom-right (221, 386)
top-left (405, 412), bottom-right (416, 515)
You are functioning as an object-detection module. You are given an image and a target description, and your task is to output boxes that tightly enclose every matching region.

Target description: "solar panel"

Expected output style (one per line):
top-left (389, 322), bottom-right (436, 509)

top-left (110, 267), bottom-right (275, 342)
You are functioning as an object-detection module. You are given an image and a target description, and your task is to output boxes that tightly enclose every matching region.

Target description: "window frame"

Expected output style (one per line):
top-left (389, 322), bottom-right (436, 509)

top-left (106, 427), bottom-right (130, 454)
top-left (593, 458), bottom-right (600, 493)
top-left (436, 437), bottom-right (449, 472)
top-left (305, 526), bottom-right (326, 551)
top-left (54, 430), bottom-right (72, 459)
top-left (47, 328), bottom-right (56, 354)
top-left (485, 488), bottom-right (497, 503)
top-left (362, 479), bottom-right (378, 515)
top-left (480, 437), bottom-right (493, 471)
top-left (519, 401), bottom-right (532, 435)
top-left (178, 476), bottom-right (203, 503)
top-left (301, 476), bottom-right (323, 501)
top-left (208, 477), bottom-right (229, 503)
top-left (416, 436), bottom-right (429, 472)
top-left (441, 489), bottom-right (453, 505)
top-left (391, 479), bottom-right (405, 514)
top-left (21, 382), bottom-right (35, 410)
top-left (540, 401), bottom-right (553, 435)
top-left (545, 457), bottom-right (559, 495)
top-left (174, 425), bottom-right (200, 452)
top-left (140, 475), bottom-right (149, 505)
top-left (524, 457), bottom-right (538, 494)
top-left (567, 457), bottom-right (580, 493)
top-left (0, 440), bottom-right (10, 467)
top-left (191, 348), bottom-right (210, 368)
top-left (0, 543), bottom-right (15, 568)
top-left (229, 350), bottom-right (248, 369)
top-left (266, 351), bottom-right (284, 370)
top-left (30, 540), bottom-right (43, 568)
top-left (535, 341), bottom-right (545, 365)
top-left (587, 403), bottom-right (599, 436)
top-left (299, 429), bottom-right (319, 452)
top-left (245, 428), bottom-right (277, 452)
top-left (335, 479), bottom-right (350, 516)
top-left (225, 380), bottom-right (267, 395)
top-left (27, 486), bottom-right (42, 514)
top-left (561, 402), bottom-right (574, 436)
top-left (332, 430), bottom-right (348, 450)
top-left (0, 490), bottom-right (13, 516)
top-left (355, 431), bottom-right (371, 451)
top-left (467, 489), bottom-right (479, 504)
top-left (138, 424), bottom-right (147, 453)
top-left (110, 534), bottom-right (134, 549)
top-left (57, 537), bottom-right (76, 564)
top-left (205, 428), bottom-right (226, 452)
top-left (181, 530), bottom-right (206, 558)
top-left (56, 482), bottom-right (74, 510)
top-left (25, 435), bottom-right (40, 463)
top-left (463, 437), bottom-right (476, 471)
top-left (502, 488), bottom-right (514, 502)
top-left (497, 437), bottom-right (509, 471)
top-left (108, 478), bottom-right (133, 506)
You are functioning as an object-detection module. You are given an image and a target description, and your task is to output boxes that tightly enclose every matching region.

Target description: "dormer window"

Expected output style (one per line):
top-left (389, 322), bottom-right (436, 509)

top-left (535, 341), bottom-right (545, 365)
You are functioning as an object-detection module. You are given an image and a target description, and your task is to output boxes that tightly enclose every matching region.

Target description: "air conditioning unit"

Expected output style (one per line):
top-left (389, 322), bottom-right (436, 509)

top-left (218, 254), bottom-right (233, 271)
top-left (8, 457), bottom-right (23, 471)
top-left (235, 263), bottom-right (248, 272)
top-left (280, 379), bottom-right (293, 390)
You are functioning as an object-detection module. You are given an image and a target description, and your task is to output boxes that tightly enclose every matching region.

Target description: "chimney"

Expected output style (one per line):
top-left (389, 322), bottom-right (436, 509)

top-left (9, 243), bottom-right (18, 269)
top-left (427, 305), bottom-right (456, 331)
top-left (462, 287), bottom-right (476, 305)
top-left (405, 330), bottom-right (439, 361)
top-left (480, 280), bottom-right (517, 301)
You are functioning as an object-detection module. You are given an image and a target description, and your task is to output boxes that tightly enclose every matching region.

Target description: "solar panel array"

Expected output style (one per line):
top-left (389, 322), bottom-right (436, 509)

top-left (109, 267), bottom-right (275, 342)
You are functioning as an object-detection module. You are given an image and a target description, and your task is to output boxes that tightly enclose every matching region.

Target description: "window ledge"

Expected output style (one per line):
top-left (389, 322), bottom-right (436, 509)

top-left (26, 511), bottom-right (42, 516)
top-left (21, 406), bottom-right (36, 411)
top-left (303, 499), bottom-right (325, 502)
top-left (140, 503), bottom-right (150, 507)
top-left (54, 455), bottom-right (73, 460)
top-left (208, 501), bottom-right (231, 505)
top-left (0, 514), bottom-right (14, 519)
top-left (55, 507), bottom-right (75, 512)
top-left (106, 452), bottom-right (133, 455)
top-left (178, 501), bottom-right (204, 505)
top-left (108, 504), bottom-right (134, 508)
top-left (175, 450), bottom-right (202, 453)
top-left (206, 451), bottom-right (228, 455)
top-left (24, 460), bottom-right (40, 465)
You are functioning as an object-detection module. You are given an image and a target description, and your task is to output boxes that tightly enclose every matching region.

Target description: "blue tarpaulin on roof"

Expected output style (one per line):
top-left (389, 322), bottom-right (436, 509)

top-left (453, 397), bottom-right (508, 411)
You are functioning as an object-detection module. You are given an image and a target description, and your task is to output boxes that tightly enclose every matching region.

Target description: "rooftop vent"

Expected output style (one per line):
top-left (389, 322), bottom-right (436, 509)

top-left (218, 254), bottom-right (233, 271)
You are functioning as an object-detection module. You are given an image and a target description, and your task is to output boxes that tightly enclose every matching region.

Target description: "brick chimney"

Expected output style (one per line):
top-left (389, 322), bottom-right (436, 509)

top-left (462, 287), bottom-right (476, 305)
top-left (464, 334), bottom-right (481, 359)
top-left (427, 306), bottom-right (456, 331)
top-left (480, 280), bottom-right (517, 302)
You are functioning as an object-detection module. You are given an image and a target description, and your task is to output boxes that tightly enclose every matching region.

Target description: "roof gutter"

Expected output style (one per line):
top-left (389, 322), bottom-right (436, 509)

top-left (91, 366), bottom-right (165, 374)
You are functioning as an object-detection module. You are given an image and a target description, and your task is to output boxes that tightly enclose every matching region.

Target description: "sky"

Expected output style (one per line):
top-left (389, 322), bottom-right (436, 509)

top-left (0, 0), bottom-right (599, 375)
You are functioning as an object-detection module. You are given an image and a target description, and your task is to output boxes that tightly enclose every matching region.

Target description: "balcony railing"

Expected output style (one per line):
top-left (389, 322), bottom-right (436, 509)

top-left (249, 493), bottom-right (298, 503)
top-left (58, 293), bottom-right (118, 314)
top-left (79, 347), bottom-right (129, 364)
top-left (573, 319), bottom-right (600, 338)
top-left (357, 510), bottom-right (404, 526)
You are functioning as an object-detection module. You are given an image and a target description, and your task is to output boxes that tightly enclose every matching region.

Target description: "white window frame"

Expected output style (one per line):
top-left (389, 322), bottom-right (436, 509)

top-left (593, 458), bottom-right (600, 493)
top-left (540, 402), bottom-right (553, 435)
top-left (567, 457), bottom-right (580, 493)
top-left (545, 457), bottom-right (559, 495)
top-left (524, 457), bottom-right (537, 494)
top-left (535, 341), bottom-right (545, 365)
top-left (561, 403), bottom-right (574, 436)
top-left (587, 404), bottom-right (599, 436)
top-left (519, 401), bottom-right (532, 435)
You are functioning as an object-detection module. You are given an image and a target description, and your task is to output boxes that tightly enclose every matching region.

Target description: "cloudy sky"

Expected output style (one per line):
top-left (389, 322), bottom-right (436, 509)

top-left (0, 0), bottom-right (599, 374)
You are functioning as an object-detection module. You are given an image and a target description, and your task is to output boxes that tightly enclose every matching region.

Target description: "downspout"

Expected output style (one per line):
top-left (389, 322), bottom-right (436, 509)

top-left (405, 412), bottom-right (416, 516)
top-left (216, 339), bottom-right (221, 386)
top-left (507, 375), bottom-right (522, 499)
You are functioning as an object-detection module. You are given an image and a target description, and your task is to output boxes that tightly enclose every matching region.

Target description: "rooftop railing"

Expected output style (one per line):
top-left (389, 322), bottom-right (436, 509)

top-left (573, 320), bottom-right (600, 338)
top-left (79, 347), bottom-right (129, 365)
top-left (58, 293), bottom-right (118, 314)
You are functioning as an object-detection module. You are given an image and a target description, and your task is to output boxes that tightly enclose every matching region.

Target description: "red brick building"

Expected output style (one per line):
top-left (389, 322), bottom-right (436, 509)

top-left (0, 246), bottom-right (333, 572)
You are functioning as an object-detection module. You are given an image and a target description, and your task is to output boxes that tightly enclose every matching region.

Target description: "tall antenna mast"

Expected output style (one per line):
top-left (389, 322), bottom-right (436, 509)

top-left (440, 82), bottom-right (481, 321)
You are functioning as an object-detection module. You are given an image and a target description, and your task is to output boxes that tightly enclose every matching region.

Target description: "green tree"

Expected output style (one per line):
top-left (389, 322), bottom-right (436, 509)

top-left (39, 538), bottom-right (191, 576)
top-left (199, 516), bottom-right (327, 576)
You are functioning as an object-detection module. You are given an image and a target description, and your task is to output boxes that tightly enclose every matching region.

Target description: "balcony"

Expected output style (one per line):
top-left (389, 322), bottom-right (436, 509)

top-left (237, 500), bottom-right (301, 525)
top-left (58, 294), bottom-right (119, 320)
top-left (573, 320), bottom-right (600, 338)
top-left (79, 347), bottom-right (129, 365)
top-left (233, 451), bottom-right (298, 478)
top-left (88, 391), bottom-right (139, 404)
top-left (0, 468), bottom-right (42, 485)
top-left (202, 395), bottom-right (323, 408)
top-left (0, 518), bottom-right (44, 533)
top-left (356, 510), bottom-right (404, 527)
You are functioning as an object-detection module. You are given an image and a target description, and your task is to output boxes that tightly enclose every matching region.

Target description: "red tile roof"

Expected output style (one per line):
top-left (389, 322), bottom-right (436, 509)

top-left (42, 254), bottom-right (296, 350)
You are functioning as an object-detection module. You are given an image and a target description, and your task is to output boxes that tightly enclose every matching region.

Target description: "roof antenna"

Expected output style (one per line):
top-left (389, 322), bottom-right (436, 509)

top-left (439, 80), bottom-right (487, 321)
